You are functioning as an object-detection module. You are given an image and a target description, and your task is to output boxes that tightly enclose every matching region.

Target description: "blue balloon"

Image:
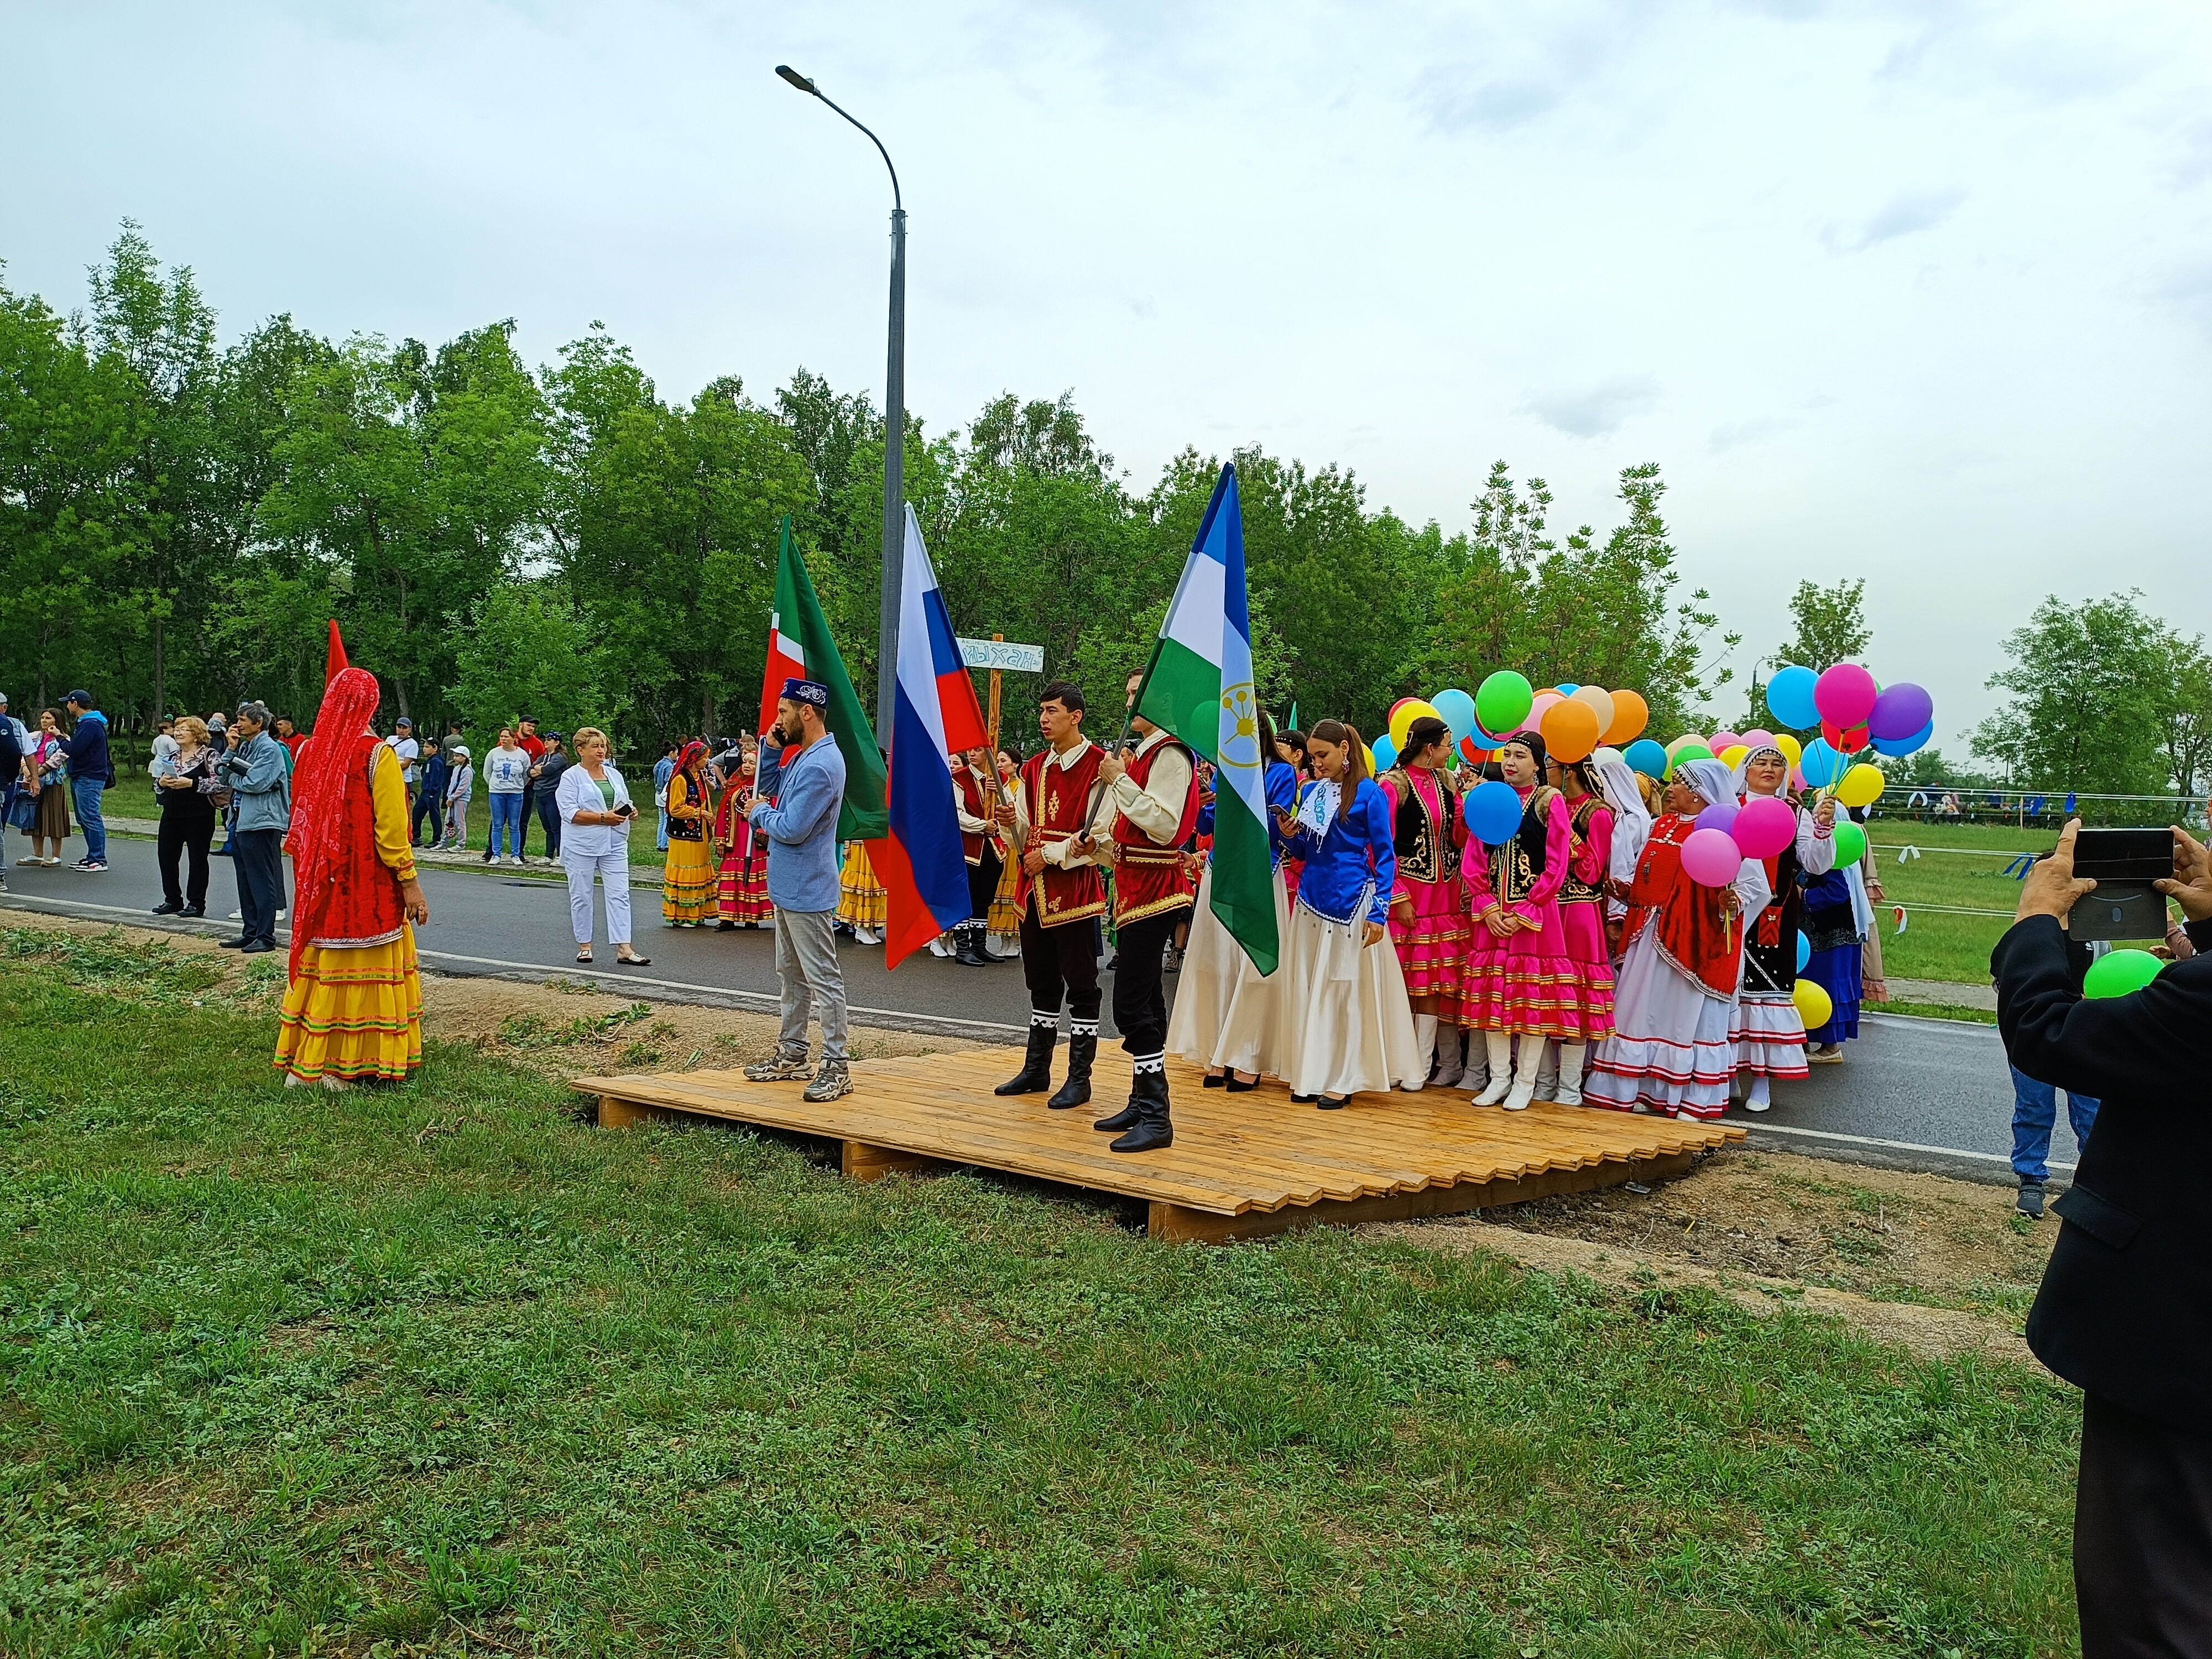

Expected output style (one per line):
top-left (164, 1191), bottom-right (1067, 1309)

top-left (1431, 688), bottom-right (1478, 747)
top-left (1623, 738), bottom-right (1669, 779)
top-left (1371, 733), bottom-right (1398, 770)
top-left (1797, 931), bottom-right (1812, 973)
top-left (1555, 681), bottom-right (1581, 696)
top-left (1467, 780), bottom-right (1526, 844)
top-left (1766, 664), bottom-right (1821, 731)
top-left (1801, 738), bottom-right (1847, 789)
top-left (1871, 718), bottom-right (1935, 758)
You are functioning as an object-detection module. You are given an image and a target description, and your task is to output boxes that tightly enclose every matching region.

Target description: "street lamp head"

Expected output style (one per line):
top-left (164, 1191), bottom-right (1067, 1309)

top-left (775, 64), bottom-right (817, 95)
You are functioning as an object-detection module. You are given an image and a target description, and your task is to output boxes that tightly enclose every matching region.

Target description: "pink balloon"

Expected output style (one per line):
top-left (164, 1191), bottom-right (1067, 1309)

top-left (1740, 728), bottom-right (1776, 752)
top-left (1681, 827), bottom-right (1743, 888)
top-left (1527, 691), bottom-right (1562, 727)
top-left (1709, 731), bottom-right (1743, 755)
top-left (1731, 795), bottom-right (1797, 860)
top-left (1814, 662), bottom-right (1877, 728)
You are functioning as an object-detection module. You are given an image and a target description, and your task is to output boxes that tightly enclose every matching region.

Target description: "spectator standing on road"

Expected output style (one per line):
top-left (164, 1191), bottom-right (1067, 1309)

top-left (514, 716), bottom-right (546, 860)
top-left (150, 715), bottom-right (179, 780)
top-left (151, 716), bottom-right (219, 917)
top-left (219, 701), bottom-right (291, 954)
top-left (20, 709), bottom-right (71, 865)
top-left (0, 692), bottom-right (28, 845)
top-left (0, 712), bottom-right (18, 891)
top-left (742, 680), bottom-right (852, 1103)
top-left (59, 691), bottom-right (116, 873)
top-left (441, 742), bottom-right (472, 850)
top-left (1995, 821), bottom-right (2212, 1655)
top-left (481, 729), bottom-right (530, 864)
top-left (386, 718), bottom-right (420, 837)
top-left (414, 738), bottom-right (447, 850)
top-left (556, 727), bottom-right (651, 967)
top-left (653, 740), bottom-right (678, 850)
top-left (274, 715), bottom-right (309, 765)
top-left (534, 733), bottom-right (571, 859)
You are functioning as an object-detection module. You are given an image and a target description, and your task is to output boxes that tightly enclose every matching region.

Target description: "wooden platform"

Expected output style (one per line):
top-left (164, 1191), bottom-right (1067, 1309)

top-left (576, 1050), bottom-right (1743, 1242)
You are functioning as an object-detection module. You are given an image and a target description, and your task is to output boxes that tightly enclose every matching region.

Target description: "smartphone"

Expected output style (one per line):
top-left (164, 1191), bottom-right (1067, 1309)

top-left (614, 802), bottom-right (637, 819)
top-left (2067, 827), bottom-right (2169, 941)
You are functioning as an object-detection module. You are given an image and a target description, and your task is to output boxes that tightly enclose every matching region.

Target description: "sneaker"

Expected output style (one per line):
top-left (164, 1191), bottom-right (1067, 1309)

top-left (803, 1059), bottom-right (853, 1103)
top-left (71, 859), bottom-right (106, 872)
top-left (743, 1051), bottom-right (813, 1083)
top-left (2016, 1181), bottom-right (2047, 1220)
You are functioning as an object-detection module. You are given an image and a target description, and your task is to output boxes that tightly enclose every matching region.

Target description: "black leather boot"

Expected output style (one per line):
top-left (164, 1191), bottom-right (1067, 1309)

top-left (994, 1022), bottom-right (1056, 1095)
top-left (1109, 1067), bottom-right (1173, 1153)
top-left (1047, 1027), bottom-right (1096, 1109)
top-left (1092, 1092), bottom-right (1144, 1133)
top-left (954, 925), bottom-right (991, 967)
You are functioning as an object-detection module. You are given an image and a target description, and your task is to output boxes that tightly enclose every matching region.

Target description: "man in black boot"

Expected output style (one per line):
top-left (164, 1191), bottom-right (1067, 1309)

top-left (993, 684), bottom-right (1110, 1101)
top-left (1089, 692), bottom-right (1198, 1154)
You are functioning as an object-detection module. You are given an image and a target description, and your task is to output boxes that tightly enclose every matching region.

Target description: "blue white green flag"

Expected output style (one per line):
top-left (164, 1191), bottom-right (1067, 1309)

top-left (1133, 463), bottom-right (1279, 975)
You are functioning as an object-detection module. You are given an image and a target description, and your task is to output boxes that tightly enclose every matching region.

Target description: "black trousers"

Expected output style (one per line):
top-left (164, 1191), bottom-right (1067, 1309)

top-left (413, 787), bottom-right (442, 848)
top-left (232, 827), bottom-right (286, 945)
top-left (517, 780), bottom-right (539, 855)
top-left (966, 847), bottom-right (1001, 926)
top-left (1018, 904), bottom-right (1101, 1026)
top-left (1110, 907), bottom-right (1186, 1059)
top-left (2075, 1392), bottom-right (2212, 1657)
top-left (536, 789), bottom-right (562, 858)
top-left (157, 795), bottom-right (216, 909)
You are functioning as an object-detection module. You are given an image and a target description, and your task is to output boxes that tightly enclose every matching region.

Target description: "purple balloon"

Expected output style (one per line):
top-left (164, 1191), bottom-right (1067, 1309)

top-left (1696, 801), bottom-right (1739, 838)
top-left (1868, 681), bottom-right (1933, 742)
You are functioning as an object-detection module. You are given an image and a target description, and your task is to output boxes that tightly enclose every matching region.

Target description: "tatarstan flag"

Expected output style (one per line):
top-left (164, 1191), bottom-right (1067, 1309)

top-left (757, 515), bottom-right (888, 842)
top-left (1131, 463), bottom-right (1279, 975)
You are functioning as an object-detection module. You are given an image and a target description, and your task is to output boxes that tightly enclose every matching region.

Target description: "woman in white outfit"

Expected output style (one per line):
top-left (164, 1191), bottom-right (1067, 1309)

top-left (555, 728), bottom-right (651, 968)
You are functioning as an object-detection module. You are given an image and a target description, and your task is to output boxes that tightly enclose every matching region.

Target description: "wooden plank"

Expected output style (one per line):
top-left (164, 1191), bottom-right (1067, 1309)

top-left (1149, 1151), bottom-right (1699, 1243)
top-left (842, 1141), bottom-right (951, 1183)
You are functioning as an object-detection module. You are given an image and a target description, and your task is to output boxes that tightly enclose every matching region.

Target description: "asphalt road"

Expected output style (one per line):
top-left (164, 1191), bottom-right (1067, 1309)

top-left (2, 832), bottom-right (2074, 1186)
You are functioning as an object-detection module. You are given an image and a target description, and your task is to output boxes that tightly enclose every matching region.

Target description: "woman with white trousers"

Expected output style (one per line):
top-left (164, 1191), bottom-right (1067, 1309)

top-left (556, 728), bottom-right (651, 967)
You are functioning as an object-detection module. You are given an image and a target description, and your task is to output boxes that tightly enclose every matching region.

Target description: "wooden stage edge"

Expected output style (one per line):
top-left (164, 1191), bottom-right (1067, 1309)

top-left (578, 1051), bottom-right (1741, 1244)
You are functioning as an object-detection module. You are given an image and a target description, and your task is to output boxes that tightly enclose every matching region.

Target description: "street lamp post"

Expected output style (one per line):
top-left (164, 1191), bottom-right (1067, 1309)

top-left (777, 65), bottom-right (905, 744)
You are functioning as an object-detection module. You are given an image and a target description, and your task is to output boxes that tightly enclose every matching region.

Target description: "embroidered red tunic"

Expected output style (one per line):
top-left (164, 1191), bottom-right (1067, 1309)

top-left (1016, 741), bottom-right (1108, 927)
top-left (1110, 737), bottom-right (1200, 925)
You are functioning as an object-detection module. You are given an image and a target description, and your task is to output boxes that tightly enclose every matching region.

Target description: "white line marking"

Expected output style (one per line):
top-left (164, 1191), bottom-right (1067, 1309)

top-left (1745, 1119), bottom-right (2071, 1173)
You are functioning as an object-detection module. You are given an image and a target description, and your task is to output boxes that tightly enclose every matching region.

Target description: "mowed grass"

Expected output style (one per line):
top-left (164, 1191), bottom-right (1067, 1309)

top-left (0, 928), bottom-right (2080, 1657)
top-left (1863, 817), bottom-right (2112, 987)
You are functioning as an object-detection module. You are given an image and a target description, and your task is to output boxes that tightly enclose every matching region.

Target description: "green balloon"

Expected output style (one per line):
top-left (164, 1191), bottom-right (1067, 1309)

top-left (1832, 821), bottom-right (1866, 868)
top-left (1475, 670), bottom-right (1533, 735)
top-left (1663, 742), bottom-right (1714, 776)
top-left (2085, 948), bottom-right (2164, 1000)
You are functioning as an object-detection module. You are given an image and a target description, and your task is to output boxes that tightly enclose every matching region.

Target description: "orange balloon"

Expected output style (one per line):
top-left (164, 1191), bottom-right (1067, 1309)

top-left (1603, 689), bottom-right (1649, 745)
top-left (1540, 697), bottom-right (1602, 762)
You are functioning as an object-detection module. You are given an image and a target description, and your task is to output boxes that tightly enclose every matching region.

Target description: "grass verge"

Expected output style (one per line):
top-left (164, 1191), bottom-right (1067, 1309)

top-left (0, 928), bottom-right (2077, 1656)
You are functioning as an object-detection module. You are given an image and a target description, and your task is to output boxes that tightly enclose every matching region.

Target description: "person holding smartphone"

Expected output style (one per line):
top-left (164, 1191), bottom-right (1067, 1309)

top-left (555, 728), bottom-right (650, 967)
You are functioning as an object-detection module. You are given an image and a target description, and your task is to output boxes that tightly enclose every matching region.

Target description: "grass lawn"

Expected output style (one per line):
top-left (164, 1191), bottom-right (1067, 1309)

top-left (0, 927), bottom-right (2080, 1656)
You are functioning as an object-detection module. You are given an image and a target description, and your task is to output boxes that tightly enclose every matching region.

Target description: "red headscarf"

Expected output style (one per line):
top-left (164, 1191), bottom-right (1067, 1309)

top-left (673, 740), bottom-right (707, 811)
top-left (287, 667), bottom-right (387, 979)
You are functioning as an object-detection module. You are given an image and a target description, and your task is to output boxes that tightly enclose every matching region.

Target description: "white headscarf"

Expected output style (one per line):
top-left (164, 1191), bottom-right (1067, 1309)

top-left (1676, 759), bottom-right (1738, 814)
top-left (1594, 755), bottom-right (1651, 883)
top-left (1729, 742), bottom-right (1787, 802)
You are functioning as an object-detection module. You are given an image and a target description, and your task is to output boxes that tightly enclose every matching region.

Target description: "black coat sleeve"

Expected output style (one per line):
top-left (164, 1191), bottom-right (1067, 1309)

top-left (1995, 915), bottom-right (2212, 1104)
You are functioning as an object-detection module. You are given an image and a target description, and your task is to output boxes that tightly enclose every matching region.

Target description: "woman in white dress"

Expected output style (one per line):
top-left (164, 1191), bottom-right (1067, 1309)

top-left (1270, 720), bottom-right (1426, 1108)
top-left (1728, 742), bottom-right (1836, 1110)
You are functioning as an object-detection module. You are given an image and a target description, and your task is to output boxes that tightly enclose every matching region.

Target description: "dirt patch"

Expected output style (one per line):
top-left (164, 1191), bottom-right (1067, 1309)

top-left (1370, 1146), bottom-right (2060, 1365)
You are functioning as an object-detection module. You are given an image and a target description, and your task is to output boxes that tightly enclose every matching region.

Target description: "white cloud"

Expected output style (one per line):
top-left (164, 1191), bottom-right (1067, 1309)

top-left (1517, 376), bottom-right (1661, 439)
top-left (1822, 187), bottom-right (1966, 253)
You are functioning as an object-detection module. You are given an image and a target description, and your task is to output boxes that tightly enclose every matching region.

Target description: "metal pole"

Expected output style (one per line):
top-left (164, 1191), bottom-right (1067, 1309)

top-left (879, 206), bottom-right (906, 744)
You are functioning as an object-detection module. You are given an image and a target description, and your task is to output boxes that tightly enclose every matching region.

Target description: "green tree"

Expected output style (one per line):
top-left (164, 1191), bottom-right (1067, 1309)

top-left (1972, 592), bottom-right (2172, 796)
top-left (450, 582), bottom-right (623, 755)
top-left (1745, 578), bottom-right (1871, 729)
top-left (2153, 630), bottom-right (2212, 802)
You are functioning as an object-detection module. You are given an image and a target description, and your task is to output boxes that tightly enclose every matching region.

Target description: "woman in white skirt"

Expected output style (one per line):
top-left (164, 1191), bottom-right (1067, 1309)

top-left (1585, 759), bottom-right (1769, 1121)
top-left (1270, 719), bottom-right (1425, 1108)
top-left (1168, 709), bottom-right (1300, 1089)
top-left (1728, 741), bottom-right (1835, 1110)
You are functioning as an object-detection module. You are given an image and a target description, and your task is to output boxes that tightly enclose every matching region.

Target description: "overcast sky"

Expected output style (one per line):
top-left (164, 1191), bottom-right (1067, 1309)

top-left (7, 0), bottom-right (2209, 753)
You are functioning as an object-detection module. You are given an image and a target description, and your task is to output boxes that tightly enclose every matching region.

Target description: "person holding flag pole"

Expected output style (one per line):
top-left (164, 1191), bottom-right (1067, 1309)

top-left (1094, 462), bottom-right (1281, 1151)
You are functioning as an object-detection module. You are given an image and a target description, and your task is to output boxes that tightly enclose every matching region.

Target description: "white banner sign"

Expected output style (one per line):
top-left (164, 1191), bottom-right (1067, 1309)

top-left (957, 638), bottom-right (1045, 674)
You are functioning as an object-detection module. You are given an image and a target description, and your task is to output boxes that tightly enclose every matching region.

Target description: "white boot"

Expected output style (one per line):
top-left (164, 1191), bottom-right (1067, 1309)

top-left (1473, 1031), bottom-right (1515, 1105)
top-left (1745, 1073), bottom-right (1771, 1112)
top-left (1503, 1038), bottom-right (1542, 1112)
top-left (1553, 1042), bottom-right (1588, 1108)
top-left (1433, 1024), bottom-right (1466, 1088)
top-left (1408, 1013), bottom-right (1438, 1091)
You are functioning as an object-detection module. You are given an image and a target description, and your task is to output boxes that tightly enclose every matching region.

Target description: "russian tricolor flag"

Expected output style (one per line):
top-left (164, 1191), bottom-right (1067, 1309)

top-left (872, 505), bottom-right (989, 968)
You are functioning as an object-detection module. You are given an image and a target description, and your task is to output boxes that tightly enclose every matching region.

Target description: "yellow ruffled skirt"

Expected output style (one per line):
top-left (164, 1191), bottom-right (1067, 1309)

top-left (661, 835), bottom-right (717, 925)
top-left (837, 842), bottom-right (888, 928)
top-left (274, 931), bottom-right (424, 1083)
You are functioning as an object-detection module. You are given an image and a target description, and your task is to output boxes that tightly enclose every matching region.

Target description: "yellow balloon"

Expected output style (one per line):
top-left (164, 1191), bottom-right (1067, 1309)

top-left (1793, 978), bottom-right (1833, 1030)
top-left (1363, 743), bottom-right (1378, 774)
top-left (1775, 732), bottom-right (1803, 769)
top-left (1568, 685), bottom-right (1616, 739)
top-left (1837, 763), bottom-right (1886, 808)
top-left (1389, 698), bottom-right (1442, 751)
top-left (1719, 744), bottom-right (1750, 769)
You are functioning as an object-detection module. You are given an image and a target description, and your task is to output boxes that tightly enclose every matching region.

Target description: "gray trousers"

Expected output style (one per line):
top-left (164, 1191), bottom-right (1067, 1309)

top-left (774, 907), bottom-right (848, 1063)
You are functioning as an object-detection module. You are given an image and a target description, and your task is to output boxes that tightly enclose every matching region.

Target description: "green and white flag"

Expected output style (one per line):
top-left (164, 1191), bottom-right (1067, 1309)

top-left (1132, 463), bottom-right (1279, 975)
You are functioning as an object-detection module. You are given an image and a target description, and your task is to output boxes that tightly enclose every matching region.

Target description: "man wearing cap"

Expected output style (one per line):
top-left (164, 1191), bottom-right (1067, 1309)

top-left (386, 718), bottom-right (421, 843)
top-left (514, 716), bottom-right (546, 862)
top-left (60, 691), bottom-right (116, 872)
top-left (743, 678), bottom-right (853, 1103)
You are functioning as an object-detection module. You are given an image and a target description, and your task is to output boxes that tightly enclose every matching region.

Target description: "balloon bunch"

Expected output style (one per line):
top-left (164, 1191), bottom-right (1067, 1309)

top-left (1765, 663), bottom-right (1935, 764)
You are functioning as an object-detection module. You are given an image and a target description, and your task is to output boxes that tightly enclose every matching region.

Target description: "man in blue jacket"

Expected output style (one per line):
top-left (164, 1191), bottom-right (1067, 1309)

top-left (219, 701), bottom-right (293, 954)
top-left (743, 679), bottom-right (851, 1103)
top-left (61, 690), bottom-right (116, 872)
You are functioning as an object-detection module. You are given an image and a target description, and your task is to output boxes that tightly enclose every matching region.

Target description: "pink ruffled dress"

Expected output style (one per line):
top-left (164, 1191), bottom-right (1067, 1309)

top-left (1462, 786), bottom-right (1603, 1040)
top-left (1381, 766), bottom-right (1471, 1023)
top-left (1556, 794), bottom-right (1618, 1041)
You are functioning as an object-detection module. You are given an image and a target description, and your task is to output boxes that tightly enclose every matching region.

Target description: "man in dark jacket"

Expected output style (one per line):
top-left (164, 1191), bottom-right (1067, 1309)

top-left (1994, 818), bottom-right (2212, 1656)
top-left (60, 690), bottom-right (116, 872)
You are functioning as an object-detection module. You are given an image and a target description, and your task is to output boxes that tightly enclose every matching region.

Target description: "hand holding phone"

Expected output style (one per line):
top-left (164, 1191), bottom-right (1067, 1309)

top-left (614, 801), bottom-right (637, 819)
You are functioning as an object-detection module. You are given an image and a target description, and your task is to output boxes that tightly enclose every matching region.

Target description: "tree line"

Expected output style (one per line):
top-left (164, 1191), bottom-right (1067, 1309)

top-left (2, 227), bottom-right (1736, 763)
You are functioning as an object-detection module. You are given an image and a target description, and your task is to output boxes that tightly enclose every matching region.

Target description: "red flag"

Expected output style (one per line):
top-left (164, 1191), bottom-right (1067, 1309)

top-left (325, 620), bottom-right (349, 686)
